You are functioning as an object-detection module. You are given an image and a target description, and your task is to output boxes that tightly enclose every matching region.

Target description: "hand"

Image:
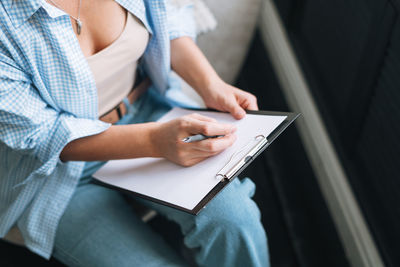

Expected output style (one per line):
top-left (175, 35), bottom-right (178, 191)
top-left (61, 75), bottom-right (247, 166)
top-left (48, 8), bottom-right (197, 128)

top-left (200, 78), bottom-right (259, 120)
top-left (150, 113), bottom-right (237, 166)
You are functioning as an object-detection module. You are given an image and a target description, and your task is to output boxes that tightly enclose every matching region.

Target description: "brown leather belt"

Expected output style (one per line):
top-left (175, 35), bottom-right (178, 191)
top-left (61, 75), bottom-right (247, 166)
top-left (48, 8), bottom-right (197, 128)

top-left (100, 78), bottom-right (151, 124)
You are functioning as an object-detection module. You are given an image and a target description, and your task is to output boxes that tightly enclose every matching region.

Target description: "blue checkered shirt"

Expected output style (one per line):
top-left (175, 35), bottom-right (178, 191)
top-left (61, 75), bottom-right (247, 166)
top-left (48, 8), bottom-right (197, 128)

top-left (0, 0), bottom-right (196, 259)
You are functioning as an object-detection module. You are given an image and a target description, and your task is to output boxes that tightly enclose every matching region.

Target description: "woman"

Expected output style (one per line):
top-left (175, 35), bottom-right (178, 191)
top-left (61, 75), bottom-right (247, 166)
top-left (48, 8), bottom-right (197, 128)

top-left (0, 0), bottom-right (269, 266)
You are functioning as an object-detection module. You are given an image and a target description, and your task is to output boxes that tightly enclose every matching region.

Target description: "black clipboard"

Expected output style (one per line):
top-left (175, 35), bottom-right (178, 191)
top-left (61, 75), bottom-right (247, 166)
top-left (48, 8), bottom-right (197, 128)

top-left (93, 109), bottom-right (300, 215)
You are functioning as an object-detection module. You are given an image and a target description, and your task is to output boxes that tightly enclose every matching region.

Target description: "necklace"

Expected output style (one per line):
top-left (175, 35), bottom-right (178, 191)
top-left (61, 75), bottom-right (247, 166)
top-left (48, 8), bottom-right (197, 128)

top-left (47, 0), bottom-right (83, 35)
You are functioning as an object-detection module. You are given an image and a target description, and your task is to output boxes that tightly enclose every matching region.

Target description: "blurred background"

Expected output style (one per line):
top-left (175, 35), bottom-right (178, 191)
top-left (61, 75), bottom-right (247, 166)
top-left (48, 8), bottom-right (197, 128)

top-left (2, 0), bottom-right (399, 266)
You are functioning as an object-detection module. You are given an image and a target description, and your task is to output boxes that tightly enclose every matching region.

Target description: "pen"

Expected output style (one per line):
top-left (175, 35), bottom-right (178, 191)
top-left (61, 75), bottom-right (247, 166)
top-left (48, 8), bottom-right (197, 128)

top-left (182, 134), bottom-right (225, 143)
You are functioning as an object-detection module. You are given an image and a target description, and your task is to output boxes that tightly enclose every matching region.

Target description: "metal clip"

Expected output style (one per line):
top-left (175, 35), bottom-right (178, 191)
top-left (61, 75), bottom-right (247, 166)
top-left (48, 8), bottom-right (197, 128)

top-left (216, 135), bottom-right (268, 181)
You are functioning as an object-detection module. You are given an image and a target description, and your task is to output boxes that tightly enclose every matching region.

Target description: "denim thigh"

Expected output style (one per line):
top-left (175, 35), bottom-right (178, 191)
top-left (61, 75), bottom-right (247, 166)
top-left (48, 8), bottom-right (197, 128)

top-left (52, 182), bottom-right (187, 267)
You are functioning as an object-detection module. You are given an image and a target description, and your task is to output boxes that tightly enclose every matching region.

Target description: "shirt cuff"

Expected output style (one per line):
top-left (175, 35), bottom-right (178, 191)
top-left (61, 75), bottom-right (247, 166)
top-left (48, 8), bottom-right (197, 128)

top-left (33, 114), bottom-right (111, 179)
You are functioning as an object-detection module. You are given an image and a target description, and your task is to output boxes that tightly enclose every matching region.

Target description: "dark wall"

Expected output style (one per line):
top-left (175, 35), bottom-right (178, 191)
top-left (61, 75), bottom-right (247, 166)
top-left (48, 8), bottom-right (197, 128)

top-left (236, 33), bottom-right (349, 267)
top-left (274, 0), bottom-right (400, 266)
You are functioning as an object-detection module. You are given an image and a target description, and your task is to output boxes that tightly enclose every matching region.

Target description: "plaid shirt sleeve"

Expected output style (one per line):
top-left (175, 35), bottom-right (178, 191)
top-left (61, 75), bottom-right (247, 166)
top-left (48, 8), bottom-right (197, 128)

top-left (0, 53), bottom-right (110, 183)
top-left (165, 0), bottom-right (197, 40)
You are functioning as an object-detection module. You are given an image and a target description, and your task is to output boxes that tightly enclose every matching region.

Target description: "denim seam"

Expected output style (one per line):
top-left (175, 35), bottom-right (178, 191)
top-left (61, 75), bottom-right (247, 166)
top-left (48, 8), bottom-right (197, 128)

top-left (54, 243), bottom-right (84, 267)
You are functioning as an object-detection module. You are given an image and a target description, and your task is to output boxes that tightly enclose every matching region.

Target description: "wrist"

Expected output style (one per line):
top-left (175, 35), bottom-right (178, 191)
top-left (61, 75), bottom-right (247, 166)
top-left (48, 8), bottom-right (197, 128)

top-left (147, 122), bottom-right (163, 158)
top-left (196, 75), bottom-right (224, 100)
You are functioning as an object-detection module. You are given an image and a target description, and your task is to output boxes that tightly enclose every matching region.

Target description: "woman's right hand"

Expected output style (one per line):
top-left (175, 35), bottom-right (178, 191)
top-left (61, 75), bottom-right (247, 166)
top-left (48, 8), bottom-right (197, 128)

top-left (150, 113), bottom-right (237, 167)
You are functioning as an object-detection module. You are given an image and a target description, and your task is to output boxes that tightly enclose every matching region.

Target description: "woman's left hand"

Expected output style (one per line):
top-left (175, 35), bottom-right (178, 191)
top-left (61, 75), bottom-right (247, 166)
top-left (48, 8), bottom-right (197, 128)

top-left (200, 78), bottom-right (259, 120)
top-left (170, 37), bottom-right (258, 118)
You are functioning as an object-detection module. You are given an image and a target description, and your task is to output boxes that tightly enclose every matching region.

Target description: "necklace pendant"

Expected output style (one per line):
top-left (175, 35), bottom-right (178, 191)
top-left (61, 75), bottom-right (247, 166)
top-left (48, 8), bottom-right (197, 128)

top-left (76, 19), bottom-right (82, 35)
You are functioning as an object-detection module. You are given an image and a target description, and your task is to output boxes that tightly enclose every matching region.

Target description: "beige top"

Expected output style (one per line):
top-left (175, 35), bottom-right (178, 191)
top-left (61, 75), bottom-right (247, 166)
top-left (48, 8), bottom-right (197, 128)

top-left (87, 12), bottom-right (150, 116)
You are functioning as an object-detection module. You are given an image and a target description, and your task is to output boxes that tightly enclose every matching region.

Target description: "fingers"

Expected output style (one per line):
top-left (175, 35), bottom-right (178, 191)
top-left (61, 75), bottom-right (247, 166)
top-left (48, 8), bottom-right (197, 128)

top-left (249, 99), bottom-right (259, 110)
top-left (193, 134), bottom-right (236, 153)
top-left (168, 115), bottom-right (238, 167)
top-left (225, 99), bottom-right (246, 120)
top-left (180, 135), bottom-right (237, 166)
top-left (185, 116), bottom-right (236, 137)
top-left (189, 113), bottom-right (217, 123)
top-left (238, 91), bottom-right (258, 111)
top-left (221, 86), bottom-right (259, 119)
top-left (242, 95), bottom-right (258, 110)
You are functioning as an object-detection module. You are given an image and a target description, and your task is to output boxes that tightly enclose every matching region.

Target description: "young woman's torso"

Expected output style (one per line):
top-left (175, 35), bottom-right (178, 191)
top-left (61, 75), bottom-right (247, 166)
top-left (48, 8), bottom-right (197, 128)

top-left (47, 0), bottom-right (150, 115)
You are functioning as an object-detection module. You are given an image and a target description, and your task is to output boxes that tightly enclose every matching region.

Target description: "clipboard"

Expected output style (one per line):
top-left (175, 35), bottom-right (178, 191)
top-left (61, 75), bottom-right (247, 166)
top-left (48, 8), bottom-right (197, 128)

top-left (93, 109), bottom-right (300, 215)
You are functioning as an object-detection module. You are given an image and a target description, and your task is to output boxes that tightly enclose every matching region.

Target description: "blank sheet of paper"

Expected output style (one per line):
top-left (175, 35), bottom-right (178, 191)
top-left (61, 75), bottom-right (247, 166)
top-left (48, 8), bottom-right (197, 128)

top-left (93, 108), bottom-right (286, 210)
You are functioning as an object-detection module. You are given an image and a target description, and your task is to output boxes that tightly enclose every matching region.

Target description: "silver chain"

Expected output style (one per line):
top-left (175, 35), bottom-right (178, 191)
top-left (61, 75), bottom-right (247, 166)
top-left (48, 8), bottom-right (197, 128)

top-left (46, 0), bottom-right (83, 34)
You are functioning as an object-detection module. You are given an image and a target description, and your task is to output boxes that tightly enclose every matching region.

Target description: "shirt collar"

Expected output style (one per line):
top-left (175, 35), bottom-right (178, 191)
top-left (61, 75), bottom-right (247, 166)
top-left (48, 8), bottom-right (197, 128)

top-left (41, 1), bottom-right (67, 18)
top-left (3, 0), bottom-right (44, 28)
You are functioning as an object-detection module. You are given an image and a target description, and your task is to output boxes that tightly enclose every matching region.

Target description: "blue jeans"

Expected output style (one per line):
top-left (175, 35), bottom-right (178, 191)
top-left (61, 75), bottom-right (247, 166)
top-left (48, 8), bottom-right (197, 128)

top-left (52, 89), bottom-right (270, 267)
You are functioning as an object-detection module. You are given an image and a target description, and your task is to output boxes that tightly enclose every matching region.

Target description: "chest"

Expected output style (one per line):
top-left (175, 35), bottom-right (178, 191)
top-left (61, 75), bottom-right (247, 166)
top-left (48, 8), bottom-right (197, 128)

top-left (48, 0), bottom-right (129, 57)
top-left (5, 0), bottom-right (172, 117)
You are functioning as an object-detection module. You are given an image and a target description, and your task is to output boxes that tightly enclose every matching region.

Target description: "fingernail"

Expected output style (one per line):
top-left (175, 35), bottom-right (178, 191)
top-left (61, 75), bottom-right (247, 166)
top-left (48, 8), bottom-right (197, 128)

top-left (236, 111), bottom-right (245, 119)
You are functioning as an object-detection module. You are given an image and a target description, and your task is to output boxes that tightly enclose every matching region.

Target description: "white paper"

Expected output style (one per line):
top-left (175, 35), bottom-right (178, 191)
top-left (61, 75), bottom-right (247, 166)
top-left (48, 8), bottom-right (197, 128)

top-left (93, 108), bottom-right (286, 210)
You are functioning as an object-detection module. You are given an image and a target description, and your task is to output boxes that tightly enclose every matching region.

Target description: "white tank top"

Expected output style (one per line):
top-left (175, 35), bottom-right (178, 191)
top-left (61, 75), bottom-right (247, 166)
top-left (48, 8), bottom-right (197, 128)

top-left (86, 12), bottom-right (150, 116)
